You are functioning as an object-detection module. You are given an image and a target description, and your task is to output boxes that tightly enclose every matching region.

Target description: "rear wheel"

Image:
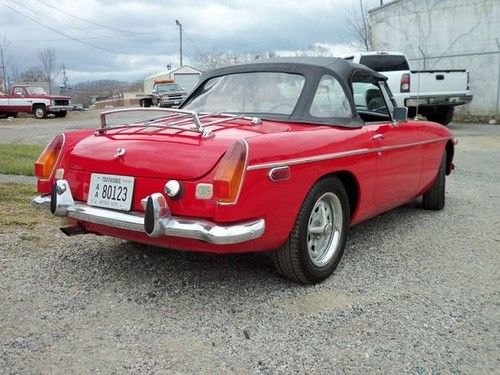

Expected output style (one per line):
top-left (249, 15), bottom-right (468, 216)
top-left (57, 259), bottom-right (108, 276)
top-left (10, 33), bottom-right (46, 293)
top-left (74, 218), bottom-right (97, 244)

top-left (33, 105), bottom-right (47, 119)
top-left (422, 150), bottom-right (447, 210)
top-left (426, 107), bottom-right (454, 126)
top-left (271, 177), bottom-right (350, 284)
top-left (140, 99), bottom-right (151, 108)
top-left (54, 111), bottom-right (67, 118)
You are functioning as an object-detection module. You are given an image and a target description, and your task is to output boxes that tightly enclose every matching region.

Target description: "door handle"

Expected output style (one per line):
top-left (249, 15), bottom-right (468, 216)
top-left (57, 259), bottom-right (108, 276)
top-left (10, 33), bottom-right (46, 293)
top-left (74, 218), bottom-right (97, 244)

top-left (372, 133), bottom-right (384, 140)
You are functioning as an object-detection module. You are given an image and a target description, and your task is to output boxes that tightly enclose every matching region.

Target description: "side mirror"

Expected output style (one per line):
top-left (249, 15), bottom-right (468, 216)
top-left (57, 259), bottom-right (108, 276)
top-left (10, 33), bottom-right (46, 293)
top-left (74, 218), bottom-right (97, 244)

top-left (393, 106), bottom-right (408, 123)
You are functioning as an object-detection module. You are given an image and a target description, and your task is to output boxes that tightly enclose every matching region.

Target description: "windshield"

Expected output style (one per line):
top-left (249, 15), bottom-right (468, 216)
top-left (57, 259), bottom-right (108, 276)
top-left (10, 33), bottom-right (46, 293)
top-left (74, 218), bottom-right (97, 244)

top-left (183, 72), bottom-right (305, 115)
top-left (156, 83), bottom-right (183, 92)
top-left (26, 87), bottom-right (48, 95)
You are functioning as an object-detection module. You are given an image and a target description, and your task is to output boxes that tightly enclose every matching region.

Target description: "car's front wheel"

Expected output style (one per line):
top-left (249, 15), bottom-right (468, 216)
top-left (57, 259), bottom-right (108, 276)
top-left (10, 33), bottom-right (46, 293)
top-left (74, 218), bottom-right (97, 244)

top-left (33, 105), bottom-right (47, 119)
top-left (271, 176), bottom-right (350, 284)
top-left (422, 149), bottom-right (447, 210)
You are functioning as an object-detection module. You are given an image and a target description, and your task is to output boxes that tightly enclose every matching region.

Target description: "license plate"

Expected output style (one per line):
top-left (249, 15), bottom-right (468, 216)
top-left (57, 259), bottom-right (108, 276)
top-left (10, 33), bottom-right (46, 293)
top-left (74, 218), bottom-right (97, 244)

top-left (87, 173), bottom-right (135, 211)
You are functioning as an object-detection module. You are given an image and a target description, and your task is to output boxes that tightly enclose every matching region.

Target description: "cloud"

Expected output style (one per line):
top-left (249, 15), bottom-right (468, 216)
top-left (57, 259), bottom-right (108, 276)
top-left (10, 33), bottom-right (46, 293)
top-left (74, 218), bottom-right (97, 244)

top-left (0, 0), bottom-right (380, 83)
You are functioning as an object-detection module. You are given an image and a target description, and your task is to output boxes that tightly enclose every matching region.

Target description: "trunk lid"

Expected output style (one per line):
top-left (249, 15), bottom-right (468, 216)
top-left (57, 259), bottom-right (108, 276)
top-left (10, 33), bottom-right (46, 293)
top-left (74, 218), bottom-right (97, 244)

top-left (65, 115), bottom-right (292, 180)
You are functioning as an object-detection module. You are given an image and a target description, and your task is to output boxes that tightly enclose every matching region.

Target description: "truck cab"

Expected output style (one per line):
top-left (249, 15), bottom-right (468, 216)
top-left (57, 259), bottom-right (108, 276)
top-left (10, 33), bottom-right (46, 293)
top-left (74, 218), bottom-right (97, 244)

top-left (138, 80), bottom-right (188, 108)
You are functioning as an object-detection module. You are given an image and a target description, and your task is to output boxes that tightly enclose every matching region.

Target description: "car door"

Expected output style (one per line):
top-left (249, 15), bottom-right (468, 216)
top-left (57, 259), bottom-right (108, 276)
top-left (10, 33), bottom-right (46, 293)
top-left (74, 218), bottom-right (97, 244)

top-left (10, 87), bottom-right (32, 113)
top-left (353, 79), bottom-right (423, 210)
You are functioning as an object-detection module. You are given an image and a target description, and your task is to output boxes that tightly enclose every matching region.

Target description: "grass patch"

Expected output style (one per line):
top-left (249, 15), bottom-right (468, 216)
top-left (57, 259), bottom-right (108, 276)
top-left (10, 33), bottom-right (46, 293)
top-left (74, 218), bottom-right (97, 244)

top-left (0, 182), bottom-right (60, 228)
top-left (0, 144), bottom-right (44, 176)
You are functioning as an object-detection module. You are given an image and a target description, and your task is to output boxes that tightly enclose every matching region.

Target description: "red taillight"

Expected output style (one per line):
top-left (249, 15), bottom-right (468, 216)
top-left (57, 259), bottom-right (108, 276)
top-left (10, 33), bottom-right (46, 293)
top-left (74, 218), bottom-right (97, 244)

top-left (35, 134), bottom-right (64, 179)
top-left (400, 73), bottom-right (410, 93)
top-left (213, 140), bottom-right (248, 204)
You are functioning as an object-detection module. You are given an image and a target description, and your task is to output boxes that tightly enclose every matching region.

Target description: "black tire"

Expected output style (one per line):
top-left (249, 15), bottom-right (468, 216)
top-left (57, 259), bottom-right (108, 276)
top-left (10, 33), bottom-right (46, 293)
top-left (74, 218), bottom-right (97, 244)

top-left (407, 107), bottom-right (417, 119)
top-left (367, 96), bottom-right (386, 113)
top-left (426, 107), bottom-right (454, 126)
top-left (271, 176), bottom-right (350, 284)
top-left (422, 150), bottom-right (447, 210)
top-left (33, 105), bottom-right (47, 119)
top-left (140, 99), bottom-right (151, 108)
top-left (54, 111), bottom-right (67, 118)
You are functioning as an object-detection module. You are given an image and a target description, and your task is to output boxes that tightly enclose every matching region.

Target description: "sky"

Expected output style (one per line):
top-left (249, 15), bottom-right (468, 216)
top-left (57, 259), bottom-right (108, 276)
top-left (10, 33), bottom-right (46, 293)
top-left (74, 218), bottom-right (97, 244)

top-left (0, 0), bottom-right (382, 84)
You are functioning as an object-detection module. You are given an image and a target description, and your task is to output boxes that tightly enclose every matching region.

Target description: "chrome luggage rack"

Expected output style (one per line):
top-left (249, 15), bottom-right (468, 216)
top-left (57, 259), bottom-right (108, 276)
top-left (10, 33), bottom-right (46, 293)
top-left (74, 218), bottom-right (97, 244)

top-left (97, 107), bottom-right (261, 139)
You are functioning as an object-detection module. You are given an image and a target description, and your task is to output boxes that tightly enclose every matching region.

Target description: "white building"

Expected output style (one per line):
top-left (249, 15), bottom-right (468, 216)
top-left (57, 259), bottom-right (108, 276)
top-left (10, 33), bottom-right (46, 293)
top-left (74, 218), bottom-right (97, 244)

top-left (369, 0), bottom-right (500, 117)
top-left (143, 65), bottom-right (202, 94)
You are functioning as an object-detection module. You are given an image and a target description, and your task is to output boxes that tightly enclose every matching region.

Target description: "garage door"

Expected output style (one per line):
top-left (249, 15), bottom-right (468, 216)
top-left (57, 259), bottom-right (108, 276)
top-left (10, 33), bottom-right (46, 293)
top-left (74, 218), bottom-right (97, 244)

top-left (173, 73), bottom-right (201, 92)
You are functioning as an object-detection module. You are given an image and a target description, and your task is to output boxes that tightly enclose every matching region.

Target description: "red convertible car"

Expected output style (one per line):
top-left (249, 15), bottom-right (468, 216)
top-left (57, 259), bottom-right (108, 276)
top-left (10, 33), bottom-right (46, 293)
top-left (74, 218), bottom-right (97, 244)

top-left (33, 58), bottom-right (455, 284)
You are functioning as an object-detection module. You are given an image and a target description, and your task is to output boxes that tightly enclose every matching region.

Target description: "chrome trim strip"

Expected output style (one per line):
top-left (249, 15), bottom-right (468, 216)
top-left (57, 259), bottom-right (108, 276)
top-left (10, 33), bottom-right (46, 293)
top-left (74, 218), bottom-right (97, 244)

top-left (248, 148), bottom-right (371, 170)
top-left (247, 137), bottom-right (449, 171)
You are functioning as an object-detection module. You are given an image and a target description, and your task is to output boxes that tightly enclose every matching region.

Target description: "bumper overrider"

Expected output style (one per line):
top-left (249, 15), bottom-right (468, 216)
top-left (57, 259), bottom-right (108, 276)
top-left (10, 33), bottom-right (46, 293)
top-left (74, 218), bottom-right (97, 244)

top-left (32, 180), bottom-right (265, 245)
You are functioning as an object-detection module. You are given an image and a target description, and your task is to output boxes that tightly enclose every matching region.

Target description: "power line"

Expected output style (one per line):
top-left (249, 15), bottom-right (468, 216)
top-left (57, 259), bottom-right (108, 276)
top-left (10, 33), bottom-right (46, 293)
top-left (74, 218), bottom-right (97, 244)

top-left (4, 35), bottom-right (178, 43)
top-left (0, 1), bottom-right (157, 55)
top-left (35, 0), bottom-right (174, 34)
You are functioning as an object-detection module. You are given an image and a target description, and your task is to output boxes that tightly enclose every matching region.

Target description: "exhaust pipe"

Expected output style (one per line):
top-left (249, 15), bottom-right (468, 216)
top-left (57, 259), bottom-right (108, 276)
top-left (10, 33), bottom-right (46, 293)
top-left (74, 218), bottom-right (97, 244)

top-left (60, 225), bottom-right (87, 236)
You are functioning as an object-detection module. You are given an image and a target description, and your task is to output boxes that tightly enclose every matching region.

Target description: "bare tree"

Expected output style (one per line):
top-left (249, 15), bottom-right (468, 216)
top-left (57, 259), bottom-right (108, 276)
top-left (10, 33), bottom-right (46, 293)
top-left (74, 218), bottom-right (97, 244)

top-left (21, 67), bottom-right (45, 83)
top-left (10, 63), bottom-right (19, 85)
top-left (38, 48), bottom-right (59, 93)
top-left (345, 0), bottom-right (373, 51)
top-left (295, 44), bottom-right (332, 57)
top-left (0, 36), bottom-right (12, 92)
top-left (196, 49), bottom-right (277, 70)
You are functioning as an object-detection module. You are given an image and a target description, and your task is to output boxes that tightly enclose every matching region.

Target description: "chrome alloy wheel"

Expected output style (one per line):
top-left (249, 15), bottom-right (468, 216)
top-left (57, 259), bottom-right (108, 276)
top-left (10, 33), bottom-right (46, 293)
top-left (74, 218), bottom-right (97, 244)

top-left (307, 192), bottom-right (343, 267)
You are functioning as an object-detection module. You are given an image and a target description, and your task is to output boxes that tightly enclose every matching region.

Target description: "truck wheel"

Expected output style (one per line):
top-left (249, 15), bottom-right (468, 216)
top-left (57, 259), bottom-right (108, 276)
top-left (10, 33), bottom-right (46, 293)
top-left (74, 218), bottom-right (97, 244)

top-left (427, 107), bottom-right (454, 126)
top-left (33, 105), bottom-right (47, 119)
top-left (271, 176), bottom-right (350, 284)
top-left (54, 111), bottom-right (67, 118)
top-left (140, 99), bottom-right (151, 108)
top-left (367, 96), bottom-right (386, 113)
top-left (407, 107), bottom-right (417, 119)
top-left (422, 150), bottom-right (447, 210)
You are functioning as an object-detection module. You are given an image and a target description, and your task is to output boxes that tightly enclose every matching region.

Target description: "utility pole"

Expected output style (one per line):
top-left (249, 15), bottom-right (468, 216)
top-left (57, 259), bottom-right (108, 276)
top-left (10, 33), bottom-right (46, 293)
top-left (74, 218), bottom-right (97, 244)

top-left (175, 19), bottom-right (183, 67)
top-left (62, 64), bottom-right (68, 89)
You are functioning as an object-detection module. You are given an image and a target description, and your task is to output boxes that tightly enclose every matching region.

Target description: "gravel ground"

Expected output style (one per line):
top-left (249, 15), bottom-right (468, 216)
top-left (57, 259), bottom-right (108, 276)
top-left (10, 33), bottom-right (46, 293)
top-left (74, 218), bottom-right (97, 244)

top-left (0, 123), bottom-right (499, 374)
top-left (0, 174), bottom-right (36, 184)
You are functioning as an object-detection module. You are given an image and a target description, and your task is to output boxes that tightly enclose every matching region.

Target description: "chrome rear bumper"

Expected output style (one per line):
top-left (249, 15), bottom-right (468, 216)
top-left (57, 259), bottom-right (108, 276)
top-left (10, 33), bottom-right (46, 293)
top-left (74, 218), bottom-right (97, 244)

top-left (32, 180), bottom-right (265, 245)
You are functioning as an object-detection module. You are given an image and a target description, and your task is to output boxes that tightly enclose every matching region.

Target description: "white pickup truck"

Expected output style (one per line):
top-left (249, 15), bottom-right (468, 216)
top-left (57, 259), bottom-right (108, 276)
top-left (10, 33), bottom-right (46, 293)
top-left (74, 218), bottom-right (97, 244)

top-left (345, 52), bottom-right (473, 125)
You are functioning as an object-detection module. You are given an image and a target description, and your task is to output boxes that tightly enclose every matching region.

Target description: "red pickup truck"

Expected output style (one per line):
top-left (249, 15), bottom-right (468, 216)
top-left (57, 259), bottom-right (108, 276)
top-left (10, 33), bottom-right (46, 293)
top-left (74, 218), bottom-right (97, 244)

top-left (0, 85), bottom-right (72, 119)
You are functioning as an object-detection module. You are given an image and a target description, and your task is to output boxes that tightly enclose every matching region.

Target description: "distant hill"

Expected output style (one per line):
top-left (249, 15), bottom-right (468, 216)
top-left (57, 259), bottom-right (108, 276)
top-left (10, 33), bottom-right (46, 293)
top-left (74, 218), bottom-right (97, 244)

top-left (72, 80), bottom-right (132, 92)
top-left (71, 79), bottom-right (143, 107)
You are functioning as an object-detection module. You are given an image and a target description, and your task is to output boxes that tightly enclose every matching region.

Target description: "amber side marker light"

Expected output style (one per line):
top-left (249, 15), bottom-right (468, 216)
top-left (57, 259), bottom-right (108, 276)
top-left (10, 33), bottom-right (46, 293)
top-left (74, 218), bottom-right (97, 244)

top-left (35, 134), bottom-right (64, 179)
top-left (213, 140), bottom-right (248, 204)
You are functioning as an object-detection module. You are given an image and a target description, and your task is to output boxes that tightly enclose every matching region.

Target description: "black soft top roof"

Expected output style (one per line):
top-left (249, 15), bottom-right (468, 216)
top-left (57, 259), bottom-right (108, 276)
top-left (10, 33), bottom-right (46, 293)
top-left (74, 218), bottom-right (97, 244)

top-left (181, 57), bottom-right (388, 128)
